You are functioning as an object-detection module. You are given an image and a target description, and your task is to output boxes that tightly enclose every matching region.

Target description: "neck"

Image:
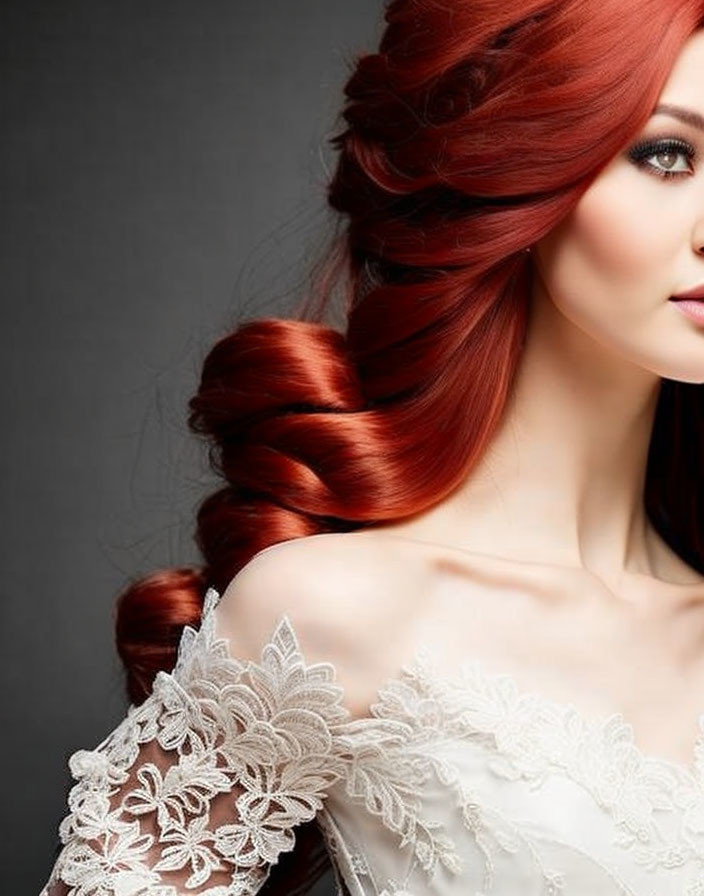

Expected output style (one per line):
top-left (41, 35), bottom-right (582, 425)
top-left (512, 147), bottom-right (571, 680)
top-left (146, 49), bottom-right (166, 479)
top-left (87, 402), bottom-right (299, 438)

top-left (425, 280), bottom-right (671, 589)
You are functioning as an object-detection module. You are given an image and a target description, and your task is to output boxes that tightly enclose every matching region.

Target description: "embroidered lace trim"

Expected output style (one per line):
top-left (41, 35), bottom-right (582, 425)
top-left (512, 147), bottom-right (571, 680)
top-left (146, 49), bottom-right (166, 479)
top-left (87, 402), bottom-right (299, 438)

top-left (42, 589), bottom-right (350, 896)
top-left (42, 587), bottom-right (704, 896)
top-left (367, 648), bottom-right (704, 886)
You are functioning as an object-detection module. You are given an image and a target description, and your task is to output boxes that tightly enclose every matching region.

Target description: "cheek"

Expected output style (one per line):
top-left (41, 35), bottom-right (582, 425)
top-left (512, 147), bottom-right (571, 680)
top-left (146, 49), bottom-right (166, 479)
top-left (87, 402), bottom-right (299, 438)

top-left (536, 169), bottom-right (679, 319)
top-left (568, 174), bottom-right (672, 277)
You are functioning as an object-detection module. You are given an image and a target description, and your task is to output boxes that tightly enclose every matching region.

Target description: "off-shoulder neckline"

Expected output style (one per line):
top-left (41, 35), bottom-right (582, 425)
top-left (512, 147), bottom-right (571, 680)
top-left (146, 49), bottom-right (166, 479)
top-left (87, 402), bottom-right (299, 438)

top-left (201, 586), bottom-right (704, 786)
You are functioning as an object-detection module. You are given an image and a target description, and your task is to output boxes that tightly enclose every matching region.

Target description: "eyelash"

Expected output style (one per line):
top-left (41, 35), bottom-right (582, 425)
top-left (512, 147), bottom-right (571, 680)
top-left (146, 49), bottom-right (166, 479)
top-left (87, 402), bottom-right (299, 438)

top-left (627, 136), bottom-right (697, 179)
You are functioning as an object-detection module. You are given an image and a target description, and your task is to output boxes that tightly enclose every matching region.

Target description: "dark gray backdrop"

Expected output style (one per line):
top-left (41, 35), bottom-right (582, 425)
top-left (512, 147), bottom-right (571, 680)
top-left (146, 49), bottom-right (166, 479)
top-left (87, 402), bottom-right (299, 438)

top-left (1, 1), bottom-right (383, 891)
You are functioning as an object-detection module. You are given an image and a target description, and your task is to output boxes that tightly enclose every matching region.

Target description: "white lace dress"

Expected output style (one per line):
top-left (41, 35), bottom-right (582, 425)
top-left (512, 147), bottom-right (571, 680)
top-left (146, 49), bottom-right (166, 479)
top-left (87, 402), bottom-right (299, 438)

top-left (40, 587), bottom-right (704, 896)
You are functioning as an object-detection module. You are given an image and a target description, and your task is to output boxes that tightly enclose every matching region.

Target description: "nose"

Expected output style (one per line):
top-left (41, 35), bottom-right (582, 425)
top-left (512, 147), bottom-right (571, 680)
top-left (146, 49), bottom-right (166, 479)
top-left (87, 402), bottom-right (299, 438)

top-left (695, 217), bottom-right (704, 257)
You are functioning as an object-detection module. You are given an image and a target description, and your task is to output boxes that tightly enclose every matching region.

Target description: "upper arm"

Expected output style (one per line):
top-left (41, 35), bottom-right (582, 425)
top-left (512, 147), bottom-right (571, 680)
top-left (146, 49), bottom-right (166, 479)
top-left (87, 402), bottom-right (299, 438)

top-left (212, 534), bottom-right (370, 675)
top-left (41, 535), bottom-right (364, 896)
top-left (211, 532), bottom-right (427, 716)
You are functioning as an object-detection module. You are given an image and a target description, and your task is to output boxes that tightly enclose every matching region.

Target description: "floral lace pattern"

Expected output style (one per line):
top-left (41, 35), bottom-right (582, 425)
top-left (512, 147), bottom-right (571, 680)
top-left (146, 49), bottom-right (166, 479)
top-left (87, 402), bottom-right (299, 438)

top-left (364, 648), bottom-right (704, 891)
top-left (42, 589), bottom-right (350, 896)
top-left (41, 587), bottom-right (704, 895)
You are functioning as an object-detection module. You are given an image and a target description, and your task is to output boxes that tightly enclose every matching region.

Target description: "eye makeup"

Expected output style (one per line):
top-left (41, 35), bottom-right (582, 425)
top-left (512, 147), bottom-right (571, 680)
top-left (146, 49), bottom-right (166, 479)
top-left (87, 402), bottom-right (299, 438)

top-left (626, 135), bottom-right (697, 179)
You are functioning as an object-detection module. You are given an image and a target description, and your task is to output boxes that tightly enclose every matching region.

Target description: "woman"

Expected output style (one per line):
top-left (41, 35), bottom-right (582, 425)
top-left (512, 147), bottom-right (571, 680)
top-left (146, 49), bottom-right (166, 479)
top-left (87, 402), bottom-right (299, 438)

top-left (41, 0), bottom-right (704, 893)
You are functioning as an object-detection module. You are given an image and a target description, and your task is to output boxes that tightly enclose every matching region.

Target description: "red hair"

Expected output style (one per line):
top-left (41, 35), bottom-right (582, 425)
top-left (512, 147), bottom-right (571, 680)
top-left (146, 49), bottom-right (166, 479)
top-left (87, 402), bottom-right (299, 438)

top-left (115, 0), bottom-right (704, 889)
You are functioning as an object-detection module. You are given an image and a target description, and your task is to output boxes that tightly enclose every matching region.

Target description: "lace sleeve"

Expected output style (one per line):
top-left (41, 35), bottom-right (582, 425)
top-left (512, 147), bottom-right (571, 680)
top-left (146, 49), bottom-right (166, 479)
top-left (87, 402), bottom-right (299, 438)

top-left (40, 588), bottom-right (350, 896)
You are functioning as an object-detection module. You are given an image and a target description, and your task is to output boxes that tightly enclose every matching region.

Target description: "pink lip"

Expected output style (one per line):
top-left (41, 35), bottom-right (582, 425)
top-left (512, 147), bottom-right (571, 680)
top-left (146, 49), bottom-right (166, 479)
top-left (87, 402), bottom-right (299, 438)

top-left (671, 284), bottom-right (704, 301)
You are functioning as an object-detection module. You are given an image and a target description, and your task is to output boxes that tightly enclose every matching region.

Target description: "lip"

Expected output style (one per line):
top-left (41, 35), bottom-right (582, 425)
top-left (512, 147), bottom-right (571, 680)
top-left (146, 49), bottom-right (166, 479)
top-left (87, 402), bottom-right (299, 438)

top-left (670, 284), bottom-right (704, 301)
top-left (670, 297), bottom-right (704, 325)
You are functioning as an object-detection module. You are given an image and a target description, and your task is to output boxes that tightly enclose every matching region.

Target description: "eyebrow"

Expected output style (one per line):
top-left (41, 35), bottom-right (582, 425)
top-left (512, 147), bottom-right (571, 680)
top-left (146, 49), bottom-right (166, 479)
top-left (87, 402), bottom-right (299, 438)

top-left (653, 103), bottom-right (704, 132)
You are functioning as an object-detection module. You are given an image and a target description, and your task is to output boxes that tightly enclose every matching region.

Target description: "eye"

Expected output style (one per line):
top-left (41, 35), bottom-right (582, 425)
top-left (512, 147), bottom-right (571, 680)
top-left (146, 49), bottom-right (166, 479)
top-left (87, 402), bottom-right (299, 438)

top-left (627, 137), bottom-right (696, 179)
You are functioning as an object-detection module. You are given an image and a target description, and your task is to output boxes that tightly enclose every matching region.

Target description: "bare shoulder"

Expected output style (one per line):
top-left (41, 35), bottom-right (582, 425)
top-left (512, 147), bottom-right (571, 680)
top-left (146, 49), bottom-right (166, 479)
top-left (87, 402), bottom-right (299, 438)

top-left (212, 531), bottom-right (431, 712)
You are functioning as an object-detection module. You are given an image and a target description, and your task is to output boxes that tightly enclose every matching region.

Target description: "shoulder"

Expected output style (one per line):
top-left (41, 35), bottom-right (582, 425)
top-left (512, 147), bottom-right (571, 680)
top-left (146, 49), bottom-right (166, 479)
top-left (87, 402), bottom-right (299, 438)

top-left (211, 532), bottom-right (431, 713)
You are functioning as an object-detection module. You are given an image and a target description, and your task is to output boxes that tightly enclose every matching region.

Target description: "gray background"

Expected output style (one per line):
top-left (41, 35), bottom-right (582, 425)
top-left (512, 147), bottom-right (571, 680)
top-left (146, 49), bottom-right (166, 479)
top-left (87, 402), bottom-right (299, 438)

top-left (1, 1), bottom-right (383, 890)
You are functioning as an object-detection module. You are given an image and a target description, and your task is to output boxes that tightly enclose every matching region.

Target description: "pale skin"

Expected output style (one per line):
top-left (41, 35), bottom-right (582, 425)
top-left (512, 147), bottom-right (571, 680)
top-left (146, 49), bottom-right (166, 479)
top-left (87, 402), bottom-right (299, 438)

top-left (217, 28), bottom-right (704, 769)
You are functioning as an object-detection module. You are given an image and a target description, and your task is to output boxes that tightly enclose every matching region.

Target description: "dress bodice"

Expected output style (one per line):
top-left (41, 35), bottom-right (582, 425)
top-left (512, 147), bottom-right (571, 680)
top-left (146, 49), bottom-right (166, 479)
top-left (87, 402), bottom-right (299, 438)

top-left (40, 586), bottom-right (704, 896)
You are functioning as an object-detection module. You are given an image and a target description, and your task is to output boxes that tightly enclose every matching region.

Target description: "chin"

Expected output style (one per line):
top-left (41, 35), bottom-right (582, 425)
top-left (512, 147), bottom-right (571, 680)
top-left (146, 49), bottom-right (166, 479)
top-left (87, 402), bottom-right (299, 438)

top-left (643, 356), bottom-right (704, 384)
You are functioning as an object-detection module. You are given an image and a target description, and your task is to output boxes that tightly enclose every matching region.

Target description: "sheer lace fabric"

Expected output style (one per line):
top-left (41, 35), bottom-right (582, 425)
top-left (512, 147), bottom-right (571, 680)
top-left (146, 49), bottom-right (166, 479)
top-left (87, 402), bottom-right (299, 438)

top-left (41, 587), bottom-right (704, 895)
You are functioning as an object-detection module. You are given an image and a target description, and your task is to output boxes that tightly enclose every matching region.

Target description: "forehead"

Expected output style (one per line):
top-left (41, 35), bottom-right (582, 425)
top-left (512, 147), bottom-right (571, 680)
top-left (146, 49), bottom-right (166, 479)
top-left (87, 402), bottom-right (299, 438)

top-left (657, 27), bottom-right (704, 108)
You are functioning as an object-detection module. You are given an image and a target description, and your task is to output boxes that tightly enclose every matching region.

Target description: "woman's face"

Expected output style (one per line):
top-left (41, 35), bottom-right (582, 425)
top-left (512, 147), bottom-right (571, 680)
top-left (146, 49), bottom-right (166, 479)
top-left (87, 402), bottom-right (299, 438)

top-left (532, 27), bottom-right (704, 383)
